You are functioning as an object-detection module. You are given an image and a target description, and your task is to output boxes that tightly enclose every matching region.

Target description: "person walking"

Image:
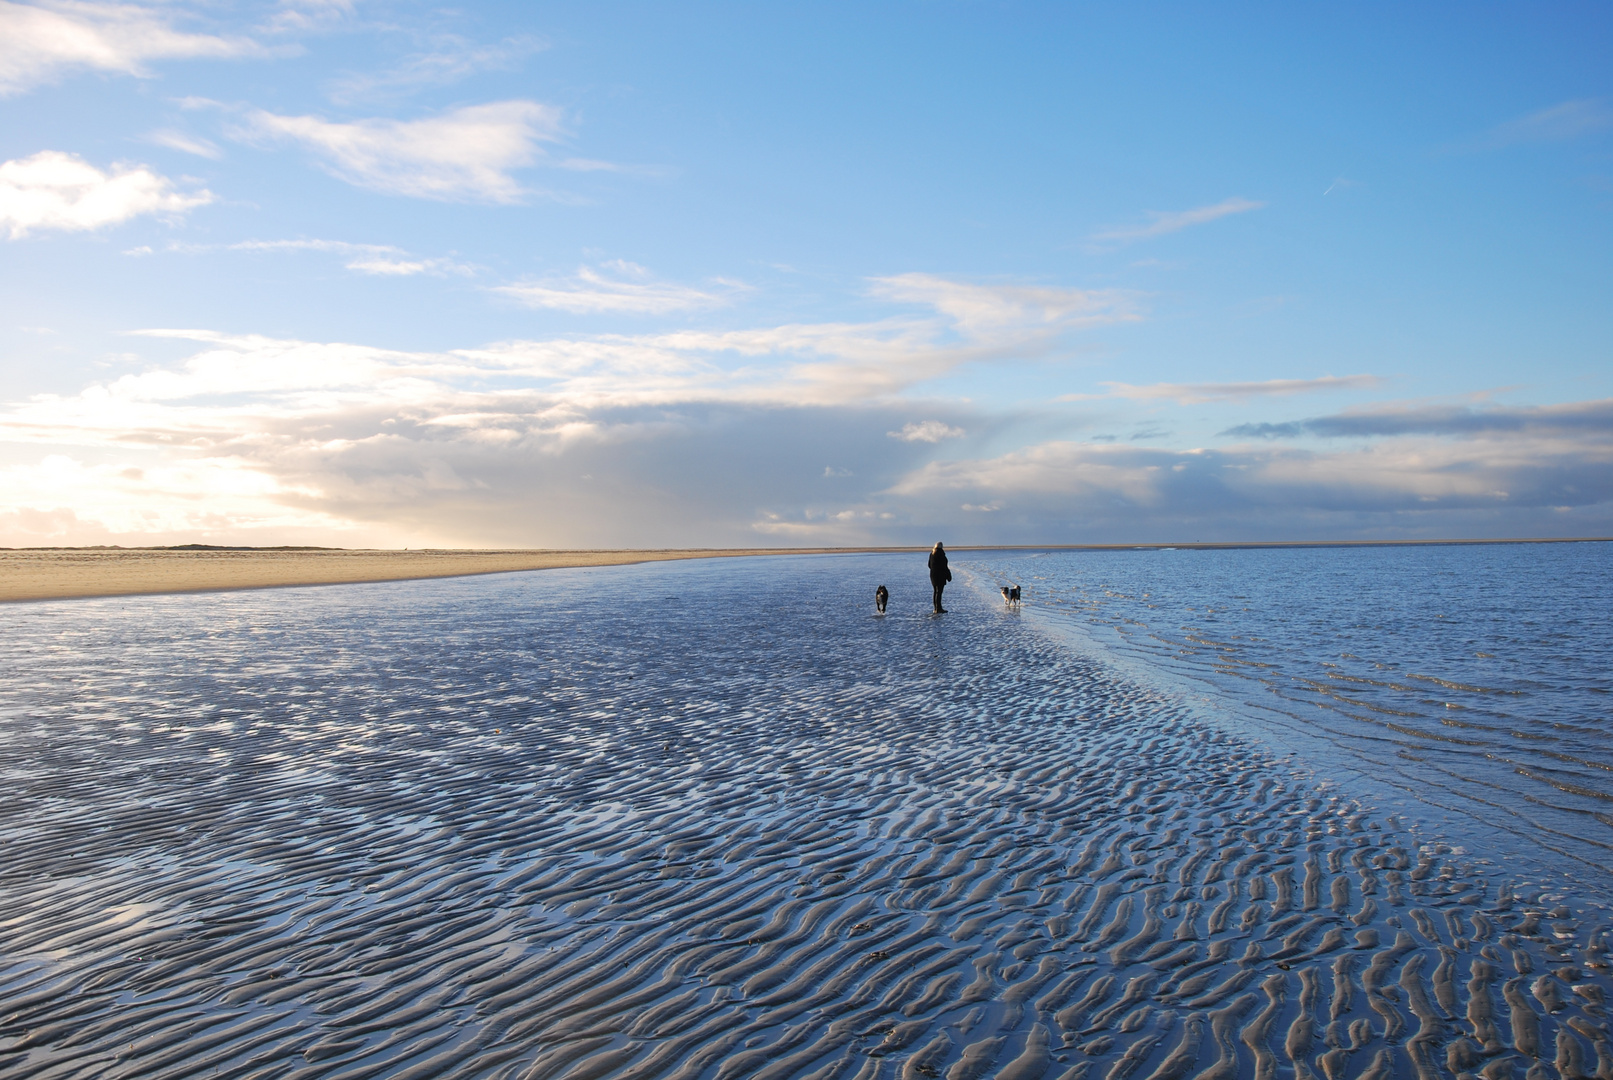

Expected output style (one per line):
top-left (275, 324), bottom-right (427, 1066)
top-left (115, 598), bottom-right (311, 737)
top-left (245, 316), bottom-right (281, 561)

top-left (928, 541), bottom-right (951, 613)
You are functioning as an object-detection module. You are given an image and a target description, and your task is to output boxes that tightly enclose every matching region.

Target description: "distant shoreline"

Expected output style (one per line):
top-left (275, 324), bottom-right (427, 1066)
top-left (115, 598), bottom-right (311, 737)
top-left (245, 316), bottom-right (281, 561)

top-left (2, 537), bottom-right (1608, 603)
top-left (0, 547), bottom-right (875, 604)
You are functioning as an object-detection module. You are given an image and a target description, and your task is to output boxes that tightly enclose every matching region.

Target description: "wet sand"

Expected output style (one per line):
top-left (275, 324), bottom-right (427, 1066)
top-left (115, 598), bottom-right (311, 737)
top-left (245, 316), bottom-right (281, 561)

top-left (1, 554), bottom-right (1609, 1080)
top-left (0, 547), bottom-right (914, 603)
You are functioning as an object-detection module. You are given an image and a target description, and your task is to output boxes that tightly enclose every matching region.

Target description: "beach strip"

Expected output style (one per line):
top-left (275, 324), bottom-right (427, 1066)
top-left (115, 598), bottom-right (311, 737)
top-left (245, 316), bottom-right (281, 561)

top-left (4, 537), bottom-right (1603, 603)
top-left (0, 546), bottom-right (923, 603)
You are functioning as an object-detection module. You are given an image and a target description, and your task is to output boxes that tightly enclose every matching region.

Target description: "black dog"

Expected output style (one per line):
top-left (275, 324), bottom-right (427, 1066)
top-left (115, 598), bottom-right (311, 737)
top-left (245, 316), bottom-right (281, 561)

top-left (875, 585), bottom-right (889, 613)
top-left (1001, 584), bottom-right (1021, 608)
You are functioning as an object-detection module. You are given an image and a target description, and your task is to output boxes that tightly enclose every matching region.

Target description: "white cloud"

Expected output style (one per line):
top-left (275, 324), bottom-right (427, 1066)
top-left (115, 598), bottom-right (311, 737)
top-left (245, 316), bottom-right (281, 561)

top-left (236, 100), bottom-right (563, 202)
top-left (145, 128), bottom-right (222, 159)
top-left (558, 272), bottom-right (1138, 403)
top-left (1061, 374), bottom-right (1383, 404)
top-left (870, 273), bottom-right (1136, 334)
top-left (0, 0), bottom-right (269, 96)
top-left (1092, 197), bottom-right (1265, 244)
top-left (888, 420), bottom-right (964, 443)
top-left (495, 262), bottom-right (733, 314)
top-left (226, 237), bottom-right (475, 276)
top-left (0, 315), bottom-right (991, 456)
top-left (0, 150), bottom-right (212, 238)
top-left (345, 256), bottom-right (465, 277)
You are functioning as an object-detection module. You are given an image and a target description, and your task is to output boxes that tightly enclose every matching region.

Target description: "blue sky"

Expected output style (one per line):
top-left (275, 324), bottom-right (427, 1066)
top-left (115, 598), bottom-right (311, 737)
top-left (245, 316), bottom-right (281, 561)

top-left (1, 1), bottom-right (1609, 547)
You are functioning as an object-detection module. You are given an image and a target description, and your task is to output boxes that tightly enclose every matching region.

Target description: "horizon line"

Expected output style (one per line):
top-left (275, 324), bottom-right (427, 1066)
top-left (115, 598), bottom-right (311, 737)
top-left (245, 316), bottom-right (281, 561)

top-left (5, 536), bottom-right (1610, 554)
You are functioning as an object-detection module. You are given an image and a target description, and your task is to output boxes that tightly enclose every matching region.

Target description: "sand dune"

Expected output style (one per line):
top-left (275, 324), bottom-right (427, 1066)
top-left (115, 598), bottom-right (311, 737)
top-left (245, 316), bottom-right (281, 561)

top-left (1, 555), bottom-right (1608, 1079)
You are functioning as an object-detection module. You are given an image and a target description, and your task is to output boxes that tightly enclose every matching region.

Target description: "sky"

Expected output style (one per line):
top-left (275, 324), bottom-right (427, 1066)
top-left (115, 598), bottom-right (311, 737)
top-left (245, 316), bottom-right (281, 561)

top-left (1, 1), bottom-right (1609, 548)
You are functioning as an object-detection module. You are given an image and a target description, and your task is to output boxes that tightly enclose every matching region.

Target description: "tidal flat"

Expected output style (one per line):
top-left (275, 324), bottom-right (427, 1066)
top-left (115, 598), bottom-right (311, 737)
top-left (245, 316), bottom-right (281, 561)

top-left (1, 552), bottom-right (1609, 1080)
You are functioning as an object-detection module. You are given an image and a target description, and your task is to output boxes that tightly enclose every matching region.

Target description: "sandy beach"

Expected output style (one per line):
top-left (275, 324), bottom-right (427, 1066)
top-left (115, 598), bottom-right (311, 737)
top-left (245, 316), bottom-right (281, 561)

top-left (2, 552), bottom-right (1608, 1080)
top-left (0, 546), bottom-right (918, 604)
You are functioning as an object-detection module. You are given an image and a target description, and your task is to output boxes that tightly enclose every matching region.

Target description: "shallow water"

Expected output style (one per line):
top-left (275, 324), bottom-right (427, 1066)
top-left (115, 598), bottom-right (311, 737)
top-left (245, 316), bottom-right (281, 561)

top-left (1, 553), bottom-right (1610, 1080)
top-left (968, 542), bottom-right (1613, 889)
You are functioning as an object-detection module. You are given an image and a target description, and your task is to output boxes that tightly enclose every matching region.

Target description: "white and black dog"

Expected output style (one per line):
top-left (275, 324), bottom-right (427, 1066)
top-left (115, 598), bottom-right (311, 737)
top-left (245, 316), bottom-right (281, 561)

top-left (875, 585), bottom-right (889, 614)
top-left (1001, 584), bottom-right (1021, 608)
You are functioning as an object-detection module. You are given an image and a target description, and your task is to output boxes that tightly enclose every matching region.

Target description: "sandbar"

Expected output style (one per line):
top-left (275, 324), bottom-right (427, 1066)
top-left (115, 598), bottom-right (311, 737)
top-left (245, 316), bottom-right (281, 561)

top-left (0, 546), bottom-right (921, 603)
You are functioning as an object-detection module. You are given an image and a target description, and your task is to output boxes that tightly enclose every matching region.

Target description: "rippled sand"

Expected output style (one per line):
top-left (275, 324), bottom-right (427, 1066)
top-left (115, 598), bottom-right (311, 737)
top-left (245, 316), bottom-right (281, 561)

top-left (2, 555), bottom-right (1609, 1080)
top-left (972, 543), bottom-right (1613, 881)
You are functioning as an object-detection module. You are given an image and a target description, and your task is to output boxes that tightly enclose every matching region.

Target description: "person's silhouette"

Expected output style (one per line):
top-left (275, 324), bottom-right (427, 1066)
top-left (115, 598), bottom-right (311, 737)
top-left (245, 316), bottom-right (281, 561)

top-left (928, 542), bottom-right (951, 613)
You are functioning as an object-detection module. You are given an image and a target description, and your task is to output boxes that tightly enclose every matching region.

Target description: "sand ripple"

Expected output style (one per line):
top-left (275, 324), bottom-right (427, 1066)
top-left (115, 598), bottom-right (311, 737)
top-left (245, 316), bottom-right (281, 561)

top-left (983, 543), bottom-right (1613, 876)
top-left (1, 555), bottom-right (1609, 1079)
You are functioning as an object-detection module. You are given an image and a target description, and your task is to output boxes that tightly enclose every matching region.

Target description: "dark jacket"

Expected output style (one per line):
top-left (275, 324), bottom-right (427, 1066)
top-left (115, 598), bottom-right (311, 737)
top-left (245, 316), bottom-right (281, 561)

top-left (928, 549), bottom-right (951, 585)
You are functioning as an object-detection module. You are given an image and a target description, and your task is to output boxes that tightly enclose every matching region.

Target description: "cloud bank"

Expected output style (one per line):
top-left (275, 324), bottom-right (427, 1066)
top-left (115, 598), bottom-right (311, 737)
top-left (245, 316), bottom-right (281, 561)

top-left (2, 291), bottom-right (1609, 547)
top-left (0, 278), bottom-right (1102, 544)
top-left (884, 431), bottom-right (1613, 541)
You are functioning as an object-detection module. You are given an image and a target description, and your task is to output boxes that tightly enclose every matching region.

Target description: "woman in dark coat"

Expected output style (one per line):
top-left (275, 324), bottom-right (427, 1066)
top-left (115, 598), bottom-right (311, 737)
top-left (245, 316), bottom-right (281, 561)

top-left (928, 542), bottom-right (951, 613)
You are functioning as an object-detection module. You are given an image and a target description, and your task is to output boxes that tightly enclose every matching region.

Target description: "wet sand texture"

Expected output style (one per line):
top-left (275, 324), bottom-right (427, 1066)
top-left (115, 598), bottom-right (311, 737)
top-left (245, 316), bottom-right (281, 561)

top-left (981, 543), bottom-right (1613, 875)
top-left (1, 555), bottom-right (1609, 1080)
top-left (0, 547), bottom-right (892, 603)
